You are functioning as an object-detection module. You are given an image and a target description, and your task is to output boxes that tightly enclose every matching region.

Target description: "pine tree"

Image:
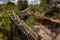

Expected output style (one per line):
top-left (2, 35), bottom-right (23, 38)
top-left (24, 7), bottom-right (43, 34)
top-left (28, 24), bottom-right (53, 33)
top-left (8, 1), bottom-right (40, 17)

top-left (18, 0), bottom-right (28, 11)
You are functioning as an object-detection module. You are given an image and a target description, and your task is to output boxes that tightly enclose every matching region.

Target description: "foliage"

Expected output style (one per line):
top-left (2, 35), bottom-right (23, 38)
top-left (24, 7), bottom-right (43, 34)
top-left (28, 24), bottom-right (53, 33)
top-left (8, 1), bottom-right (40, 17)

top-left (0, 0), bottom-right (60, 40)
top-left (50, 13), bottom-right (60, 20)
top-left (14, 9), bottom-right (23, 19)
top-left (26, 16), bottom-right (35, 27)
top-left (18, 0), bottom-right (28, 11)
top-left (0, 1), bottom-right (26, 40)
top-left (39, 0), bottom-right (60, 20)
top-left (0, 10), bottom-right (26, 40)
top-left (2, 12), bottom-right (11, 31)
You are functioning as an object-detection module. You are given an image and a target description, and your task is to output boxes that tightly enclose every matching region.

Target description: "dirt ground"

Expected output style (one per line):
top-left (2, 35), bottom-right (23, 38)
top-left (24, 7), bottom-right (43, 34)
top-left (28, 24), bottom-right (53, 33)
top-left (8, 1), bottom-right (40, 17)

top-left (34, 25), bottom-right (60, 40)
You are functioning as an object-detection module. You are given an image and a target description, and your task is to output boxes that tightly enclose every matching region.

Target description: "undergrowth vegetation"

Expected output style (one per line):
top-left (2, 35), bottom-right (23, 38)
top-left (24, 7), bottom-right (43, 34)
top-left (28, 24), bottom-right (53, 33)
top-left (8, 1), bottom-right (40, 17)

top-left (0, 0), bottom-right (60, 40)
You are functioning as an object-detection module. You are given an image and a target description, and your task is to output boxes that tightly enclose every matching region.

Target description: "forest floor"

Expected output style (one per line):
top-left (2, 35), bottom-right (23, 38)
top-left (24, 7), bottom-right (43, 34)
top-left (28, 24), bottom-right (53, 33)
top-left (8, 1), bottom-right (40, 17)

top-left (33, 25), bottom-right (60, 40)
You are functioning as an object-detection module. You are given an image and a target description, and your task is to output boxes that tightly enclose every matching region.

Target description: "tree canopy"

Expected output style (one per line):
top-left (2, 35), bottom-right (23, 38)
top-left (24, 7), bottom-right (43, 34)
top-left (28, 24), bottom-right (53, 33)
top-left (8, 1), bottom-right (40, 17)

top-left (18, 0), bottom-right (28, 11)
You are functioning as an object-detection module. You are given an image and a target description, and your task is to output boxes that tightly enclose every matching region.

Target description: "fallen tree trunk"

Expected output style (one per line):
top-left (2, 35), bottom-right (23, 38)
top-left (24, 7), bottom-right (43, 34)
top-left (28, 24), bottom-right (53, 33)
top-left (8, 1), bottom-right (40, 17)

top-left (7, 11), bottom-right (40, 40)
top-left (35, 15), bottom-right (60, 24)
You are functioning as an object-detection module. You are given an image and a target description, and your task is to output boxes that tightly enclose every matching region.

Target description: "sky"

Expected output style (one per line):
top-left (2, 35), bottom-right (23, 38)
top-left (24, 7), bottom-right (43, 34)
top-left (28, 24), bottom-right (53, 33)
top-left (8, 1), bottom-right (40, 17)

top-left (28, 0), bottom-right (40, 4)
top-left (0, 0), bottom-right (40, 4)
top-left (0, 0), bottom-right (8, 2)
